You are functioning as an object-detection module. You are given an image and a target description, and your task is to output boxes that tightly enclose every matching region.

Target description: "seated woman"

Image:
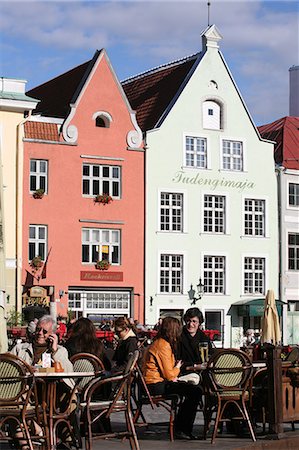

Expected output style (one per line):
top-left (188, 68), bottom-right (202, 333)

top-left (177, 307), bottom-right (212, 373)
top-left (112, 317), bottom-right (138, 373)
top-left (143, 316), bottom-right (202, 440)
top-left (64, 317), bottom-right (111, 371)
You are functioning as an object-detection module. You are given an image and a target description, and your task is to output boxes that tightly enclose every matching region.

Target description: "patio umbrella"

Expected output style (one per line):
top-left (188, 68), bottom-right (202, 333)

top-left (261, 289), bottom-right (281, 345)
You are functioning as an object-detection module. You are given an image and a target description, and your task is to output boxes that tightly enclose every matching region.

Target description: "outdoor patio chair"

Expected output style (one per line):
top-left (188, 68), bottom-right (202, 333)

top-left (70, 353), bottom-right (105, 393)
top-left (80, 350), bottom-right (140, 450)
top-left (132, 363), bottom-right (180, 441)
top-left (203, 348), bottom-right (256, 444)
top-left (0, 352), bottom-right (47, 450)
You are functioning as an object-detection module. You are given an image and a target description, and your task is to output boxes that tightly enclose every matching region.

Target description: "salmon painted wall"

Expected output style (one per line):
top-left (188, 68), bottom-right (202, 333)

top-left (22, 53), bottom-right (144, 320)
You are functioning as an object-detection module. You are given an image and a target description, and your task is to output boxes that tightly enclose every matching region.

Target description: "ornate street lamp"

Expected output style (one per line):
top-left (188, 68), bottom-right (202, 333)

top-left (188, 278), bottom-right (204, 305)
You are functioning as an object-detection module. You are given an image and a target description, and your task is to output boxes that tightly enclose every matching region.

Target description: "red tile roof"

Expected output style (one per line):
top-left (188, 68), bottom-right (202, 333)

top-left (26, 49), bottom-right (200, 132)
top-left (258, 117), bottom-right (299, 170)
top-left (24, 121), bottom-right (60, 141)
top-left (122, 54), bottom-right (199, 131)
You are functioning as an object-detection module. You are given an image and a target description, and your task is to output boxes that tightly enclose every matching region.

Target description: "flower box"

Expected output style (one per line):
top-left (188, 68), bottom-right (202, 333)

top-left (33, 189), bottom-right (45, 199)
top-left (95, 260), bottom-right (111, 270)
top-left (94, 194), bottom-right (113, 205)
top-left (30, 256), bottom-right (43, 271)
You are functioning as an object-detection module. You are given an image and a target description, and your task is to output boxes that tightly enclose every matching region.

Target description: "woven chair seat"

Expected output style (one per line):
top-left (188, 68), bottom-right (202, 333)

top-left (203, 349), bottom-right (256, 444)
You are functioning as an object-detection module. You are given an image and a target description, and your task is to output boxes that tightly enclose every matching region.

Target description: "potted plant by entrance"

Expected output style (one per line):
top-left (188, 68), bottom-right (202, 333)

top-left (94, 193), bottom-right (113, 205)
top-left (33, 189), bottom-right (45, 199)
top-left (95, 260), bottom-right (111, 270)
top-left (30, 255), bottom-right (43, 272)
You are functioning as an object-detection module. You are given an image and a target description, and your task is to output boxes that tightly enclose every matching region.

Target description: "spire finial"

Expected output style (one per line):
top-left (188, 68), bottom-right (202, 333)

top-left (207, 1), bottom-right (211, 27)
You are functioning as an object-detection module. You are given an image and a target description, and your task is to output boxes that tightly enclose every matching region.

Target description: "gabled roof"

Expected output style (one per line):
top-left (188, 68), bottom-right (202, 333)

top-left (122, 54), bottom-right (200, 131)
top-left (26, 58), bottom-right (93, 118)
top-left (258, 117), bottom-right (299, 170)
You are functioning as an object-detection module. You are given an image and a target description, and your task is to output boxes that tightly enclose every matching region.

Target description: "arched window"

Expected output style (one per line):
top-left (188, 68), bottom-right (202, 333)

top-left (93, 111), bottom-right (112, 129)
top-left (203, 100), bottom-right (221, 130)
top-left (96, 117), bottom-right (107, 128)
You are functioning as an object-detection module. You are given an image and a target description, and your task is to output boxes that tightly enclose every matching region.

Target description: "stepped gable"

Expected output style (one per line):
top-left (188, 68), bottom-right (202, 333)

top-left (26, 59), bottom-right (92, 118)
top-left (122, 54), bottom-right (199, 131)
top-left (258, 116), bottom-right (299, 170)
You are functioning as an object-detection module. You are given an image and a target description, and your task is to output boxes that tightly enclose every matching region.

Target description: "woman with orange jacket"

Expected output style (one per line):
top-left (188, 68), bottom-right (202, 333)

top-left (143, 317), bottom-right (202, 440)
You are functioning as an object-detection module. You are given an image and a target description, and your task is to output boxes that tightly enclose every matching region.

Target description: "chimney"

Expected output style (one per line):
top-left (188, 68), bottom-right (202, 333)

top-left (289, 65), bottom-right (299, 116)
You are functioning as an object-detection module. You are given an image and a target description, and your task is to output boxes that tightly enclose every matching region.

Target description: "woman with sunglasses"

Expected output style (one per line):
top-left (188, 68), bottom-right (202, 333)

top-left (10, 314), bottom-right (73, 373)
top-left (111, 317), bottom-right (138, 373)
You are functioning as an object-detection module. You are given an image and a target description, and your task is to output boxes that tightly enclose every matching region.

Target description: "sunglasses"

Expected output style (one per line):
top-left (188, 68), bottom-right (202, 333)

top-left (36, 327), bottom-right (49, 335)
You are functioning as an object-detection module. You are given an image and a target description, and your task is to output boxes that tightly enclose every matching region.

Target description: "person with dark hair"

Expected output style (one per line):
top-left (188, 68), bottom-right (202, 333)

top-left (143, 317), bottom-right (202, 440)
top-left (64, 317), bottom-right (111, 370)
top-left (177, 307), bottom-right (212, 373)
top-left (112, 317), bottom-right (138, 373)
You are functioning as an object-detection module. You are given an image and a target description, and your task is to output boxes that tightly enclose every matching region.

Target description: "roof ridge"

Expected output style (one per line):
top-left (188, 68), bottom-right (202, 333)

top-left (121, 52), bottom-right (200, 84)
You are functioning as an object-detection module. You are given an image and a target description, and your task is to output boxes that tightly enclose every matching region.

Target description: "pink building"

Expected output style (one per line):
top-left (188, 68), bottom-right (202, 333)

top-left (22, 50), bottom-right (144, 323)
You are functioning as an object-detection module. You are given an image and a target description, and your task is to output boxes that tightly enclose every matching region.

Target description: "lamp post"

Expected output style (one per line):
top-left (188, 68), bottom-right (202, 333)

top-left (188, 278), bottom-right (204, 305)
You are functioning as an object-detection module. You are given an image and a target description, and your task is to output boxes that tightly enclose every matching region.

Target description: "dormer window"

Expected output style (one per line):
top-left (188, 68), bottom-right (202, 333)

top-left (203, 100), bottom-right (221, 130)
top-left (92, 111), bottom-right (112, 129)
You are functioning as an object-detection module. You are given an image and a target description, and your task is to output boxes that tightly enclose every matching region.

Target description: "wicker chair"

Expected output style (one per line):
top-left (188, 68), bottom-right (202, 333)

top-left (0, 353), bottom-right (46, 450)
top-left (203, 348), bottom-right (256, 444)
top-left (80, 350), bottom-right (140, 450)
top-left (70, 353), bottom-right (105, 394)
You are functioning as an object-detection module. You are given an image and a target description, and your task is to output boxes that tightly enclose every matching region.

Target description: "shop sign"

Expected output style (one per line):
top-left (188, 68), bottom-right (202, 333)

top-left (80, 271), bottom-right (123, 281)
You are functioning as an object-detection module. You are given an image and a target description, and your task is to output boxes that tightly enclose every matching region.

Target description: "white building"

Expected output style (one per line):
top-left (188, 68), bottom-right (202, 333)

top-left (259, 116), bottom-right (299, 345)
top-left (124, 25), bottom-right (279, 346)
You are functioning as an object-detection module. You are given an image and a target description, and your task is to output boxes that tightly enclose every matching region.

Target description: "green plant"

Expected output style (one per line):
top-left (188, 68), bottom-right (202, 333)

top-left (33, 189), bottom-right (45, 199)
top-left (6, 308), bottom-right (24, 327)
top-left (30, 255), bottom-right (43, 271)
top-left (94, 193), bottom-right (113, 205)
top-left (95, 259), bottom-right (111, 270)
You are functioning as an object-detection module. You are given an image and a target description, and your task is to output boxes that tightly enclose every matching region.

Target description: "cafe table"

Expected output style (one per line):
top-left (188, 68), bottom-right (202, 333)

top-left (33, 371), bottom-right (95, 450)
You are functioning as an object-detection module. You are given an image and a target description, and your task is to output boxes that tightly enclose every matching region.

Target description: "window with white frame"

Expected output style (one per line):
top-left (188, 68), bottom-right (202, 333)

top-left (185, 136), bottom-right (207, 168)
top-left (68, 293), bottom-right (82, 310)
top-left (82, 228), bottom-right (120, 264)
top-left (222, 140), bottom-right (243, 171)
top-left (29, 225), bottom-right (47, 261)
top-left (68, 291), bottom-right (130, 311)
top-left (160, 192), bottom-right (183, 232)
top-left (289, 183), bottom-right (299, 207)
top-left (244, 257), bottom-right (265, 295)
top-left (204, 195), bottom-right (226, 233)
top-left (288, 233), bottom-right (299, 270)
top-left (203, 255), bottom-right (225, 294)
top-left (160, 254), bottom-right (183, 293)
top-left (244, 199), bottom-right (265, 236)
top-left (30, 160), bottom-right (48, 193)
top-left (82, 164), bottom-right (121, 198)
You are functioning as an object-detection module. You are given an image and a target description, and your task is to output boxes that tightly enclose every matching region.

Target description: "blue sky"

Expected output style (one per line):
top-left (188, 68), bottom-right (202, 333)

top-left (0, 0), bottom-right (298, 125)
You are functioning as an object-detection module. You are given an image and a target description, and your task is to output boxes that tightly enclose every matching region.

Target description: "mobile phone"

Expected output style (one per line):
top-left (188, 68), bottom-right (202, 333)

top-left (46, 337), bottom-right (53, 351)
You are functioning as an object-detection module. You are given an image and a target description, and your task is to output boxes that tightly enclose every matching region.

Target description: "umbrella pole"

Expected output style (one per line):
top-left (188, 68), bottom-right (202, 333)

top-left (266, 345), bottom-right (284, 438)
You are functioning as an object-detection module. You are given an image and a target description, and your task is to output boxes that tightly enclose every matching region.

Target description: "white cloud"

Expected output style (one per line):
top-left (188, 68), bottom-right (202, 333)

top-left (0, 1), bottom-right (297, 124)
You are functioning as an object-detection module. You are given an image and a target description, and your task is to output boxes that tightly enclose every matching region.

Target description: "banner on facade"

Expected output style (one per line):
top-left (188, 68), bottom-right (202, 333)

top-left (80, 271), bottom-right (123, 281)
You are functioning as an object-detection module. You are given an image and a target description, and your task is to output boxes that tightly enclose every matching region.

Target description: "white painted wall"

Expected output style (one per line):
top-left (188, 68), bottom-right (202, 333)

top-left (145, 31), bottom-right (278, 347)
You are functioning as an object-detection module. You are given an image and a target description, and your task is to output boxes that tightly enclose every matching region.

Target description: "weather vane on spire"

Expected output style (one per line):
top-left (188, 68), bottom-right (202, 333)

top-left (207, 1), bottom-right (211, 27)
